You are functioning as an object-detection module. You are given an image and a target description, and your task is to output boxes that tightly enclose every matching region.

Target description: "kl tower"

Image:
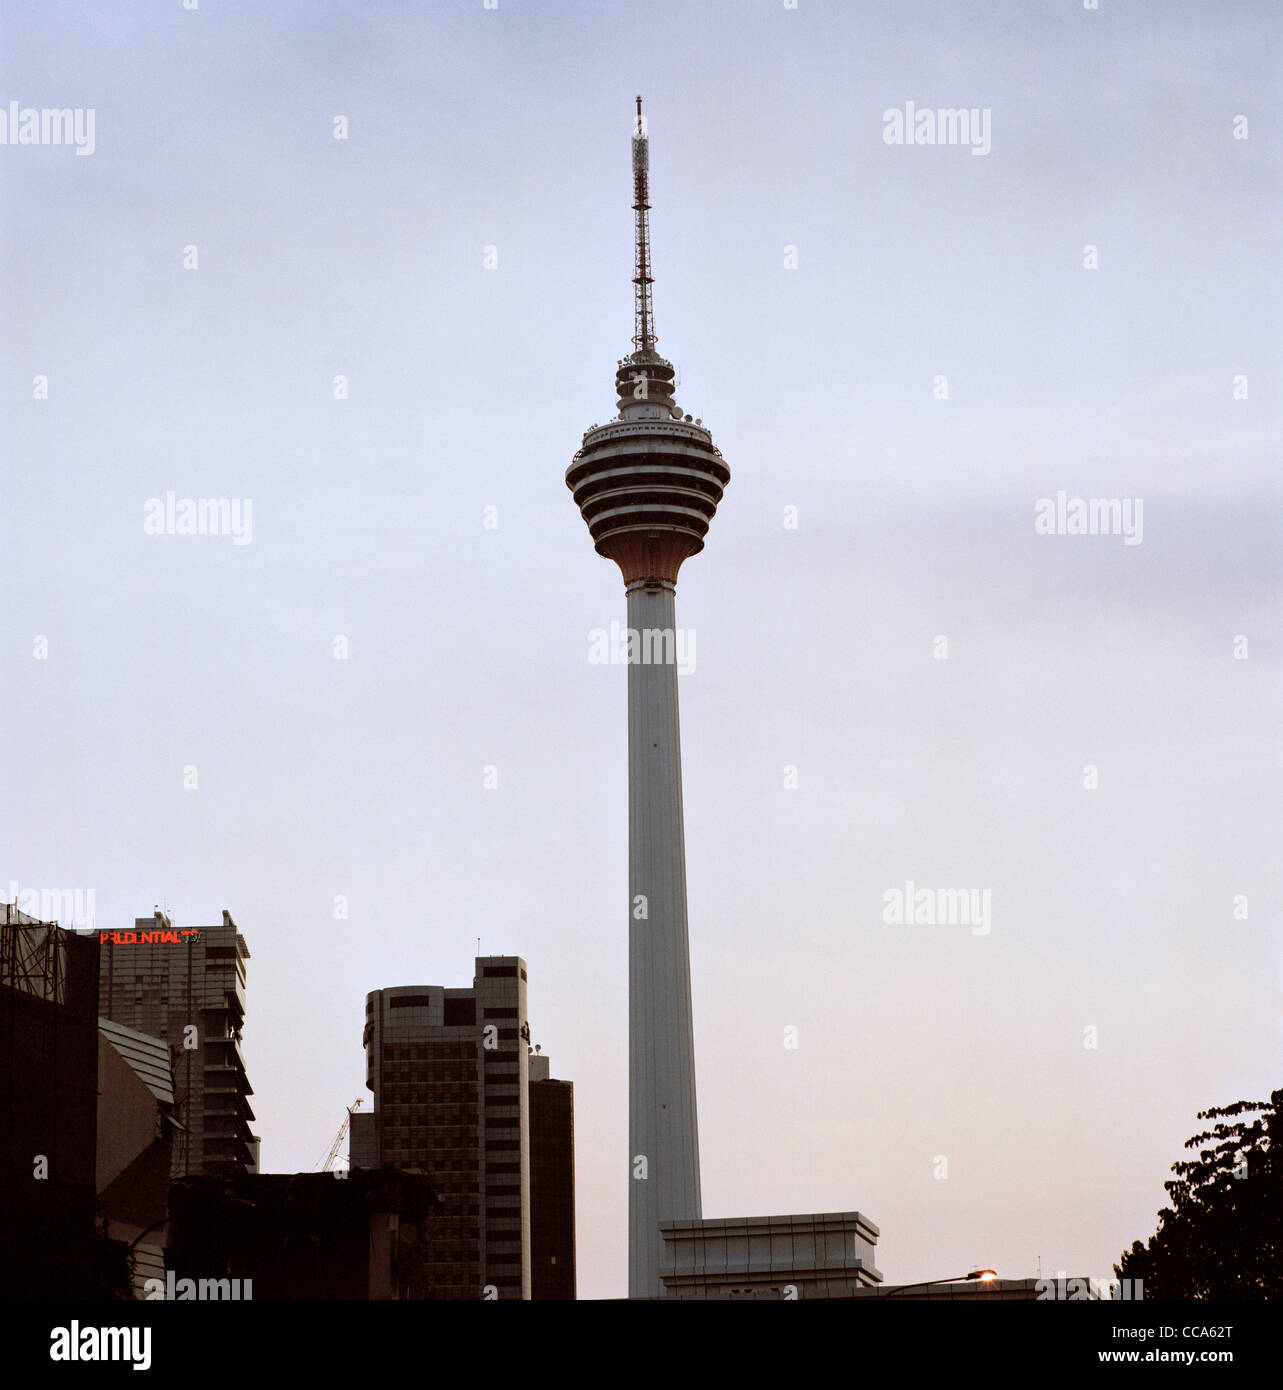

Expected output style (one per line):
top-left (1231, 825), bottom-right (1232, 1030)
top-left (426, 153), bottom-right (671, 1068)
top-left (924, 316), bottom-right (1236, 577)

top-left (566, 97), bottom-right (730, 1299)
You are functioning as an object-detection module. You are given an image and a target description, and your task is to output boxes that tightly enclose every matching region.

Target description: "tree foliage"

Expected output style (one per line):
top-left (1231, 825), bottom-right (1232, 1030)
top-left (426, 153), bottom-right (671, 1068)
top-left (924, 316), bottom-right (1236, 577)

top-left (1115, 1088), bottom-right (1281, 1298)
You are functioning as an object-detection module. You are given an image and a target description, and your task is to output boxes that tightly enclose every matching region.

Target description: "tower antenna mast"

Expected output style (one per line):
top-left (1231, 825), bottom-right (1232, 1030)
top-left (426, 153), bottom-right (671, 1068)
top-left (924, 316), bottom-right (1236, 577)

top-left (632, 95), bottom-right (655, 353)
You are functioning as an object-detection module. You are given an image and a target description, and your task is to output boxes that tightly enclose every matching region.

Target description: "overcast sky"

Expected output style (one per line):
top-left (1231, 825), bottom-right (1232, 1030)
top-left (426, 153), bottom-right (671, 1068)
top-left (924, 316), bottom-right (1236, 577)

top-left (2, 0), bottom-right (1279, 1298)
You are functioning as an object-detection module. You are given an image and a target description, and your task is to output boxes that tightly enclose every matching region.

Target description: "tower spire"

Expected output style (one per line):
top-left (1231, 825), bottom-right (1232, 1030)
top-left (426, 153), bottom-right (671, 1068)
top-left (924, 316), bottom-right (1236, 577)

top-left (632, 95), bottom-right (655, 354)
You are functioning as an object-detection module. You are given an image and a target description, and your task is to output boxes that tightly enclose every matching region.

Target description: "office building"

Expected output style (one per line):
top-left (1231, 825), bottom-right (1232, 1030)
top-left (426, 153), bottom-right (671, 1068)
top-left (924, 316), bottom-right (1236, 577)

top-left (351, 956), bottom-right (575, 1299)
top-left (660, 1212), bottom-right (883, 1299)
top-left (96, 908), bottom-right (257, 1178)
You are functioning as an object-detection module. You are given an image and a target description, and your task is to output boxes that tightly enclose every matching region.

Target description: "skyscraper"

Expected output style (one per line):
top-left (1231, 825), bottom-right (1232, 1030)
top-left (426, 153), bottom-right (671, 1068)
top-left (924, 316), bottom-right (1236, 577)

top-left (96, 909), bottom-right (257, 1179)
top-left (566, 98), bottom-right (730, 1298)
top-left (351, 957), bottom-right (576, 1299)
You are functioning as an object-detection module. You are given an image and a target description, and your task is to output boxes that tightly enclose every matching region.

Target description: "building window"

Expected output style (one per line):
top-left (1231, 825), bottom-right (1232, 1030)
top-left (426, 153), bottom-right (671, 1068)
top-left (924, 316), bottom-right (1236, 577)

top-left (444, 998), bottom-right (475, 1026)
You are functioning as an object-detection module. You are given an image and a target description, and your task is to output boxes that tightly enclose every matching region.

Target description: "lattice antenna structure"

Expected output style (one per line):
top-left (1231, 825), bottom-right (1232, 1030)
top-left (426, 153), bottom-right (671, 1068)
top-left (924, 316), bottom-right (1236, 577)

top-left (632, 95), bottom-right (655, 353)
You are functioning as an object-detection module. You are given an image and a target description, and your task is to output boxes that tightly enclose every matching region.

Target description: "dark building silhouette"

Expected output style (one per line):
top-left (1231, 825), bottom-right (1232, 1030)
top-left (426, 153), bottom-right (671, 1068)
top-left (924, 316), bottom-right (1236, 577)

top-left (96, 1018), bottom-right (179, 1295)
top-left (529, 1051), bottom-right (575, 1299)
top-left (350, 956), bottom-right (576, 1299)
top-left (163, 1168), bottom-right (441, 1299)
top-left (0, 905), bottom-right (113, 1298)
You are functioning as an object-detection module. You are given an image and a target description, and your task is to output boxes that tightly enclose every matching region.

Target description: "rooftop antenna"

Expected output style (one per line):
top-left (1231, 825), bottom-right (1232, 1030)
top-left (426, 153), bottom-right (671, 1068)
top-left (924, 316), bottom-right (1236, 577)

top-left (632, 95), bottom-right (655, 354)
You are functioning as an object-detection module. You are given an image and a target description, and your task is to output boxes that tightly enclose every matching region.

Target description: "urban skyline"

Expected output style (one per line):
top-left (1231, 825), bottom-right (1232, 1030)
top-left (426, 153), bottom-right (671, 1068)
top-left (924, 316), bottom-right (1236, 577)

top-left (2, 0), bottom-right (1279, 1303)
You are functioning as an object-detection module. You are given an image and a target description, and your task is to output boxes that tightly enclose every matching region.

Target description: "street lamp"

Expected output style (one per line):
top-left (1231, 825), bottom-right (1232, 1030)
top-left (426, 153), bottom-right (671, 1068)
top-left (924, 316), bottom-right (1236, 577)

top-left (878, 1269), bottom-right (998, 1298)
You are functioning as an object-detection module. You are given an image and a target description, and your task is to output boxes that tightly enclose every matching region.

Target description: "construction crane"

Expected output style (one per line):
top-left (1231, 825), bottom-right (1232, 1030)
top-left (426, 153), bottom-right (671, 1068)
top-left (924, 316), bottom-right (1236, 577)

top-left (316, 1098), bottom-right (363, 1172)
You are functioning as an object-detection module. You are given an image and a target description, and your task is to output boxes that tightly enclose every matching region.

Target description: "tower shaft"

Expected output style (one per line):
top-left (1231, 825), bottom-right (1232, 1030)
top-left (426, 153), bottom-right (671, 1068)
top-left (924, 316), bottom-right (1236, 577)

top-left (626, 579), bottom-right (702, 1297)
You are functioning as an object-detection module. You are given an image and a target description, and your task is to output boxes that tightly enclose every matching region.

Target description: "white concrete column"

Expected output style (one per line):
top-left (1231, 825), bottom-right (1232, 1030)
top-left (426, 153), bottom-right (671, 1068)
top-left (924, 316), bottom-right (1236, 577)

top-left (626, 579), bottom-right (702, 1299)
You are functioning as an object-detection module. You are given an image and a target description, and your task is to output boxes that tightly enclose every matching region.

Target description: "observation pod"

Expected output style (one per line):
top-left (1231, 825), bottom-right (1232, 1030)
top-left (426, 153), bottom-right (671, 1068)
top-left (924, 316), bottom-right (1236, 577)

top-left (566, 365), bottom-right (730, 587)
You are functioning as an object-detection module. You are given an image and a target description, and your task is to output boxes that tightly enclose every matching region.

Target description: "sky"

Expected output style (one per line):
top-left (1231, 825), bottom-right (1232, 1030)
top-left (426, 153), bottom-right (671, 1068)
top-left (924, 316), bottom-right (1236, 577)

top-left (2, 0), bottom-right (1279, 1298)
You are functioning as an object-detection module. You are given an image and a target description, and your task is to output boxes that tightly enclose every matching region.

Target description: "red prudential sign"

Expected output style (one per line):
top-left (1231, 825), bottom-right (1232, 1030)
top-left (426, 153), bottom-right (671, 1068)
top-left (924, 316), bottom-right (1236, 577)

top-left (99, 929), bottom-right (200, 945)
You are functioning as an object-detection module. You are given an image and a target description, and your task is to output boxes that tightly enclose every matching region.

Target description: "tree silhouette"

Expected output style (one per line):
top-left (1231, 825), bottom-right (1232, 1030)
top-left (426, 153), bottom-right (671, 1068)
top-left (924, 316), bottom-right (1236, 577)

top-left (1115, 1088), bottom-right (1281, 1298)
